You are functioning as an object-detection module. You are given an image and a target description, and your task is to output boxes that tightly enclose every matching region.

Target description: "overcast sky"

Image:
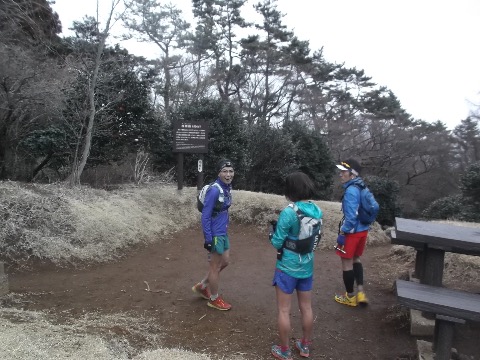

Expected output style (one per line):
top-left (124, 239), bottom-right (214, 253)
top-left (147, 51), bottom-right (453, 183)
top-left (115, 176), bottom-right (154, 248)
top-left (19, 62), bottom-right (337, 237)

top-left (51, 0), bottom-right (480, 130)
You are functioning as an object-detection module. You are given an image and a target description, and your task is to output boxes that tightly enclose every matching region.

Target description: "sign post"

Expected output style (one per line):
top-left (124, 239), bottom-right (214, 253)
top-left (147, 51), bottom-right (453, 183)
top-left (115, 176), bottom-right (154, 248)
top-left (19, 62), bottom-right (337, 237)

top-left (172, 121), bottom-right (208, 190)
top-left (197, 157), bottom-right (204, 190)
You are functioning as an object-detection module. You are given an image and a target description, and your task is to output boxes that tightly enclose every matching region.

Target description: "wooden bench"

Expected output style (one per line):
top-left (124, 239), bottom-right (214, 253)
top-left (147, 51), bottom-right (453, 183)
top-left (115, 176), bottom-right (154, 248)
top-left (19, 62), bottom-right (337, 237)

top-left (396, 280), bottom-right (480, 360)
top-left (392, 217), bottom-right (480, 287)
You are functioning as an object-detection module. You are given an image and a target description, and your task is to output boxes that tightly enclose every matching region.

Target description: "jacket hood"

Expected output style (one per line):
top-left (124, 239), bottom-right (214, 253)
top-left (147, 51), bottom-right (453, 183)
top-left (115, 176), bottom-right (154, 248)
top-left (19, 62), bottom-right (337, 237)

top-left (343, 177), bottom-right (365, 189)
top-left (295, 201), bottom-right (322, 219)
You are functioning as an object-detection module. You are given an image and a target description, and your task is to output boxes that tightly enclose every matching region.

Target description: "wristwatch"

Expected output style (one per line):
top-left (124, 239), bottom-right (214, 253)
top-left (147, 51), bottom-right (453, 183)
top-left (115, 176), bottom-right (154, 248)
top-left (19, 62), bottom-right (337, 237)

top-left (339, 231), bottom-right (345, 235)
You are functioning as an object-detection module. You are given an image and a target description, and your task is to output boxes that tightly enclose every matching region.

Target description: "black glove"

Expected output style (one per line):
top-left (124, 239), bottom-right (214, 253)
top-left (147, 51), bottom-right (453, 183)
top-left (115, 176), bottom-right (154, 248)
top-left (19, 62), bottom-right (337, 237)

top-left (269, 220), bottom-right (278, 241)
top-left (204, 240), bottom-right (212, 252)
top-left (203, 241), bottom-right (212, 252)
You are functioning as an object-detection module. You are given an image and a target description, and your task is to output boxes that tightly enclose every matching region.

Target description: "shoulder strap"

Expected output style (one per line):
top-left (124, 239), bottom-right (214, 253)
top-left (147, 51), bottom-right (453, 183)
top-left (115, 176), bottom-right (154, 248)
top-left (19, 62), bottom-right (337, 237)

top-left (288, 203), bottom-right (304, 216)
top-left (288, 203), bottom-right (305, 237)
top-left (210, 182), bottom-right (225, 209)
top-left (209, 182), bottom-right (223, 192)
top-left (206, 182), bottom-right (224, 197)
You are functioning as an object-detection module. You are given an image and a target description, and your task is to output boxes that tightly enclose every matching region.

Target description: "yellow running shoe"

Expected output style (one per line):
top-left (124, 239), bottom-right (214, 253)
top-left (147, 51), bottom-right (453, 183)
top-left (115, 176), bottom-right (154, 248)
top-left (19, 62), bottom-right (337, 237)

top-left (334, 292), bottom-right (357, 307)
top-left (357, 291), bottom-right (369, 306)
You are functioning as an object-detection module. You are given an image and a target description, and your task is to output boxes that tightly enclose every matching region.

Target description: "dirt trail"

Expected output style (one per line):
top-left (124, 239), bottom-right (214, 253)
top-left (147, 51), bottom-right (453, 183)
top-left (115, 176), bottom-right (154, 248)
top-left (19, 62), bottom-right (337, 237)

top-left (7, 223), bottom-right (480, 359)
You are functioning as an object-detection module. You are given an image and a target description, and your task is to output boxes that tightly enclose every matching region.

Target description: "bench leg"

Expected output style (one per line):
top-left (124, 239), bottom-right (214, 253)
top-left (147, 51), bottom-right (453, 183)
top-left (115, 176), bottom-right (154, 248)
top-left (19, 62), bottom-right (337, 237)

top-left (433, 319), bottom-right (455, 360)
top-left (414, 248), bottom-right (425, 279)
top-left (422, 248), bottom-right (444, 287)
top-left (421, 249), bottom-right (446, 319)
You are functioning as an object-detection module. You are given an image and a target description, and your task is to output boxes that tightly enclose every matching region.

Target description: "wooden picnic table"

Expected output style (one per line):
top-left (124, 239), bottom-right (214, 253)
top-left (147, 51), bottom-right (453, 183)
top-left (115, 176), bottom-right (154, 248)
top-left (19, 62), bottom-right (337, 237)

top-left (391, 217), bottom-right (480, 287)
top-left (392, 217), bottom-right (480, 359)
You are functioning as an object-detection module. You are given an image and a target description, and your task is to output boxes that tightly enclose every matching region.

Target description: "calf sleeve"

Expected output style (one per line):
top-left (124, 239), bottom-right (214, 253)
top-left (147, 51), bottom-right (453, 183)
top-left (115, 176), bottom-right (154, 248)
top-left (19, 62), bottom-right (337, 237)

top-left (342, 270), bottom-right (355, 294)
top-left (353, 262), bottom-right (364, 286)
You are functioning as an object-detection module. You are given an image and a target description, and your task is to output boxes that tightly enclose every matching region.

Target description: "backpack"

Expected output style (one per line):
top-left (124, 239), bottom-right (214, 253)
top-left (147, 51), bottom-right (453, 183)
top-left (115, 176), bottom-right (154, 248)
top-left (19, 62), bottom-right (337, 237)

top-left (282, 203), bottom-right (323, 254)
top-left (350, 183), bottom-right (379, 225)
top-left (197, 182), bottom-right (224, 213)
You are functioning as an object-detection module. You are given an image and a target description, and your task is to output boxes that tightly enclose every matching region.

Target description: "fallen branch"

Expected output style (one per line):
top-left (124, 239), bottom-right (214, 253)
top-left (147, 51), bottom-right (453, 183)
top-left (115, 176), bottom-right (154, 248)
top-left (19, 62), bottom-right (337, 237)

top-left (143, 281), bottom-right (170, 293)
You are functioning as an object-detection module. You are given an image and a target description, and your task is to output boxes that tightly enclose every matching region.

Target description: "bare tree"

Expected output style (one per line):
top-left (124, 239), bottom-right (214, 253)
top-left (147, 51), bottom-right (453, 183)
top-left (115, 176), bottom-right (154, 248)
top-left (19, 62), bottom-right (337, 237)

top-left (133, 149), bottom-right (149, 184)
top-left (0, 0), bottom-right (67, 180)
top-left (0, 43), bottom-right (68, 180)
top-left (67, 0), bottom-right (122, 186)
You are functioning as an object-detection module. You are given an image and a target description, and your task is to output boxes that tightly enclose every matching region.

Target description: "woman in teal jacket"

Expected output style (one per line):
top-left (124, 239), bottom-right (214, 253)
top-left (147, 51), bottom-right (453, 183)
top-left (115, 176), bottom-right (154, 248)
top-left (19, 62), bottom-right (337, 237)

top-left (270, 172), bottom-right (323, 360)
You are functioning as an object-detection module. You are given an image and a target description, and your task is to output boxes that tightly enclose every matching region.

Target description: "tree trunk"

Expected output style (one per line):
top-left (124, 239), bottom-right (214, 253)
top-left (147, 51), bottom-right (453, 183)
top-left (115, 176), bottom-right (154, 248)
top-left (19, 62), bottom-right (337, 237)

top-left (29, 152), bottom-right (53, 181)
top-left (0, 126), bottom-right (8, 179)
top-left (66, 0), bottom-right (117, 186)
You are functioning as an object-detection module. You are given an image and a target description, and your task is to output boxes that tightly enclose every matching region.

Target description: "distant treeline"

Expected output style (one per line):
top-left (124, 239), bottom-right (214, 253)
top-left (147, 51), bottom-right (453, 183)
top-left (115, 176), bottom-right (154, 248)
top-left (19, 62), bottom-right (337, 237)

top-left (1, 0), bottom-right (480, 223)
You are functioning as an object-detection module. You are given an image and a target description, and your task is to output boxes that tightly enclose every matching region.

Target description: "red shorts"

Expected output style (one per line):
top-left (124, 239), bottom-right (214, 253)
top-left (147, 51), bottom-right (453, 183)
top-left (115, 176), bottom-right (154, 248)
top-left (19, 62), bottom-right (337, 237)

top-left (336, 231), bottom-right (368, 259)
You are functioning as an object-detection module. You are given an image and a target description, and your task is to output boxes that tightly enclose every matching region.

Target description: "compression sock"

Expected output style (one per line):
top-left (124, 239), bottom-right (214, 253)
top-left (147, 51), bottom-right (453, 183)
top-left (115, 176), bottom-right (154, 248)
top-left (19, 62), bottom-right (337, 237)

top-left (353, 262), bottom-right (364, 286)
top-left (342, 270), bottom-right (355, 294)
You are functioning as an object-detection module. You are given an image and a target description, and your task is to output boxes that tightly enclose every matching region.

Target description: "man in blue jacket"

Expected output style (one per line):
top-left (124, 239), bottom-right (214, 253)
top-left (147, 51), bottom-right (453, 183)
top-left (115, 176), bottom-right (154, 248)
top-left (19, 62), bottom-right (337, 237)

top-left (192, 159), bottom-right (234, 310)
top-left (334, 158), bottom-right (370, 307)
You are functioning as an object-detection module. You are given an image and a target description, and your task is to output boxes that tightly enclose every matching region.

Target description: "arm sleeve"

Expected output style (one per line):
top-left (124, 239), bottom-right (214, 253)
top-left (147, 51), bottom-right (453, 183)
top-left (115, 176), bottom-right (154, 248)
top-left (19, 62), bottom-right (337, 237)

top-left (341, 186), bottom-right (360, 233)
top-left (201, 186), bottom-right (220, 242)
top-left (270, 207), bottom-right (296, 250)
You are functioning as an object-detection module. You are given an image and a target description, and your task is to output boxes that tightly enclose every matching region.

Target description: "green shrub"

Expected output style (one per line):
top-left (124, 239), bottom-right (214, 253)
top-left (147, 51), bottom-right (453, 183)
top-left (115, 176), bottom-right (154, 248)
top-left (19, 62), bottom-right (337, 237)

top-left (461, 162), bottom-right (480, 206)
top-left (422, 194), bottom-right (464, 220)
top-left (421, 162), bottom-right (480, 222)
top-left (364, 176), bottom-right (401, 226)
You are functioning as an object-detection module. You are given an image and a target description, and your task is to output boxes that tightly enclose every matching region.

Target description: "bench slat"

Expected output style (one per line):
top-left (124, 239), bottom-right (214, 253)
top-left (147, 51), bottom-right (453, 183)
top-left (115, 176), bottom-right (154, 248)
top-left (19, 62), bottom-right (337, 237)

top-left (394, 218), bottom-right (480, 255)
top-left (396, 280), bottom-right (480, 322)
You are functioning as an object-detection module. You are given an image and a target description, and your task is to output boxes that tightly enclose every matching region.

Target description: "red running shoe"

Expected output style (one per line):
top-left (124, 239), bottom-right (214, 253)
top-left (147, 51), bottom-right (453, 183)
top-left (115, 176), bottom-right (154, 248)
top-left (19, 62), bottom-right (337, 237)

top-left (192, 283), bottom-right (211, 300)
top-left (207, 296), bottom-right (232, 311)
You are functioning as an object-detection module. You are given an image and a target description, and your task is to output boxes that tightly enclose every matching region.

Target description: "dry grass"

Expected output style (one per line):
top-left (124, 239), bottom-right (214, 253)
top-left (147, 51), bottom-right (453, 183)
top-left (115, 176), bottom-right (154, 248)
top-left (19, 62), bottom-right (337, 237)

top-left (0, 181), bottom-right (389, 266)
top-left (0, 181), bottom-right (199, 265)
top-left (0, 307), bottom-right (215, 360)
top-left (0, 180), bottom-right (479, 359)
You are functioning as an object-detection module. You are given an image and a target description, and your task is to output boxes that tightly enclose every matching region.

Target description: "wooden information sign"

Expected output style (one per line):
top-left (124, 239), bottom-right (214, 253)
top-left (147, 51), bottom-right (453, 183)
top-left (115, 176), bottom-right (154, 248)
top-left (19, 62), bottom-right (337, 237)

top-left (173, 121), bottom-right (208, 153)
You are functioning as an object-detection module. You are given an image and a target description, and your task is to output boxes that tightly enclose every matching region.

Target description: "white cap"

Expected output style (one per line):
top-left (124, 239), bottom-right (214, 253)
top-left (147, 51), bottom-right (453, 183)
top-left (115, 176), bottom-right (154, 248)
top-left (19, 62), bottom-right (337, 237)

top-left (336, 163), bottom-right (359, 176)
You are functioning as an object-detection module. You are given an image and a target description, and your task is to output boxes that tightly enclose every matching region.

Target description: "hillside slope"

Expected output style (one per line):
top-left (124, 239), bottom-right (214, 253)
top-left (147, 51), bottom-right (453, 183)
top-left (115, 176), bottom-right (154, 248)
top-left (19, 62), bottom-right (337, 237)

top-left (0, 181), bottom-right (389, 266)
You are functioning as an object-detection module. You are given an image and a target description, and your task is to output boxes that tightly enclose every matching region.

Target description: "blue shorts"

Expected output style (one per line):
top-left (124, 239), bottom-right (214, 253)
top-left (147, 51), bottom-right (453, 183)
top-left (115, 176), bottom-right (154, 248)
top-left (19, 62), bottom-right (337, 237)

top-left (272, 269), bottom-right (313, 294)
top-left (212, 235), bottom-right (230, 254)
